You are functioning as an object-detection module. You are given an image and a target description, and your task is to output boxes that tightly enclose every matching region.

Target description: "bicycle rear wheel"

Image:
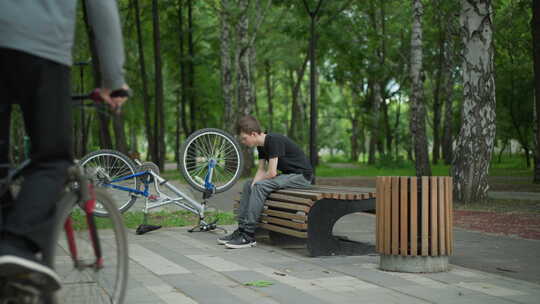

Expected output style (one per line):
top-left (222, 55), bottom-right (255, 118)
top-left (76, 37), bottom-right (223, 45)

top-left (47, 188), bottom-right (128, 304)
top-left (179, 128), bottom-right (244, 193)
top-left (79, 149), bottom-right (139, 216)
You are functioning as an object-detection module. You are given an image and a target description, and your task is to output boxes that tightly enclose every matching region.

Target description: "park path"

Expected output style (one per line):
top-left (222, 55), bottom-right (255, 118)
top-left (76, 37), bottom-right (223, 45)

top-left (111, 221), bottom-right (540, 304)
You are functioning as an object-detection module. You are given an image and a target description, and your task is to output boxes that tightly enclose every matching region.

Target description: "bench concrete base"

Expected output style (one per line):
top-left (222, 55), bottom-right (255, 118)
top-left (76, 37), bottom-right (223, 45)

top-left (379, 254), bottom-right (449, 273)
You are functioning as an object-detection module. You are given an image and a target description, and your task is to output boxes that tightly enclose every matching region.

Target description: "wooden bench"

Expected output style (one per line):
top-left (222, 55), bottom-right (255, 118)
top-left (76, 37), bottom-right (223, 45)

top-left (235, 186), bottom-right (376, 257)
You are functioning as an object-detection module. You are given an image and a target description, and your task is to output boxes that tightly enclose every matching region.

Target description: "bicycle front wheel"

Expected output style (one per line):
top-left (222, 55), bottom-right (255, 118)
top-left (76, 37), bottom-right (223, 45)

top-left (79, 149), bottom-right (139, 216)
top-left (48, 188), bottom-right (128, 304)
top-left (179, 128), bottom-right (244, 193)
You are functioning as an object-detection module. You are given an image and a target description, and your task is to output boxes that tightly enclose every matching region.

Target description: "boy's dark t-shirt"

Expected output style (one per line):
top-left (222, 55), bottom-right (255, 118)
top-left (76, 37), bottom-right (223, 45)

top-left (256, 133), bottom-right (313, 181)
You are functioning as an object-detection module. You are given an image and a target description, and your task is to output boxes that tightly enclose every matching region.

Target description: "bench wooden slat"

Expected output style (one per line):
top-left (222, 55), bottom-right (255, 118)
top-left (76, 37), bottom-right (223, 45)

top-left (260, 223), bottom-right (308, 238)
top-left (265, 200), bottom-right (310, 212)
top-left (263, 209), bottom-right (307, 221)
top-left (267, 193), bottom-right (314, 206)
top-left (274, 189), bottom-right (323, 200)
top-left (261, 216), bottom-right (307, 230)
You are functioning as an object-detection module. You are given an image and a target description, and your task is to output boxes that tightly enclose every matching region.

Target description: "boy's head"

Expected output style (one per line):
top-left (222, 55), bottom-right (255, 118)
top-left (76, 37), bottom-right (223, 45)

top-left (236, 115), bottom-right (262, 147)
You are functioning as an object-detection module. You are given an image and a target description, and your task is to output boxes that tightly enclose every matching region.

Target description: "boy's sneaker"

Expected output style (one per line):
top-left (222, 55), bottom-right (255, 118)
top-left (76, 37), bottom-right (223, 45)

top-left (224, 233), bottom-right (256, 249)
top-left (0, 255), bottom-right (61, 291)
top-left (217, 229), bottom-right (242, 245)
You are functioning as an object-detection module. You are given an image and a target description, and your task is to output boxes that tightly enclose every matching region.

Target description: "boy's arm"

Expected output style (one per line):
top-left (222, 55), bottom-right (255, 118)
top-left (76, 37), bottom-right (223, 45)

top-left (251, 157), bottom-right (278, 186)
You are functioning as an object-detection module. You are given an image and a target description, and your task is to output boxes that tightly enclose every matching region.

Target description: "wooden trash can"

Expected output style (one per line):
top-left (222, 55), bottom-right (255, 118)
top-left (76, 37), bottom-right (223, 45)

top-left (376, 176), bottom-right (453, 272)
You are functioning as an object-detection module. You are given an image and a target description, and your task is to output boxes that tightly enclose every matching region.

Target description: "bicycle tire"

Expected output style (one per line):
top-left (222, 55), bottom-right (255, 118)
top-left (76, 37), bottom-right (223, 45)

top-left (79, 149), bottom-right (139, 216)
top-left (179, 128), bottom-right (244, 193)
top-left (47, 188), bottom-right (128, 304)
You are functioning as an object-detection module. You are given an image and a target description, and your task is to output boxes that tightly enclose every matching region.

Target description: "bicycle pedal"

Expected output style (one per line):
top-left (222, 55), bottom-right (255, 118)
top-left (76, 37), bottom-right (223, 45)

top-left (148, 195), bottom-right (159, 202)
top-left (136, 224), bottom-right (162, 235)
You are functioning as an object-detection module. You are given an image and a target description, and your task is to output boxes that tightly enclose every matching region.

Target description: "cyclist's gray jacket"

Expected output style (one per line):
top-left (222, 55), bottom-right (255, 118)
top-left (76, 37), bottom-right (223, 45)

top-left (0, 0), bottom-right (125, 90)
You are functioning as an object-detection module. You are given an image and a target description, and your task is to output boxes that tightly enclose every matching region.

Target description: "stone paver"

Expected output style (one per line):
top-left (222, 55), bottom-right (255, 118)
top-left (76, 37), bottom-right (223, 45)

top-left (117, 225), bottom-right (540, 304)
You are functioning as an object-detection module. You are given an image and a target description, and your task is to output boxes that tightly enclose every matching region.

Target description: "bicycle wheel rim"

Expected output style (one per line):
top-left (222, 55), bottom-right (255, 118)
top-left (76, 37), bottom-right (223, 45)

top-left (51, 189), bottom-right (128, 304)
top-left (182, 130), bottom-right (242, 192)
top-left (79, 152), bottom-right (136, 215)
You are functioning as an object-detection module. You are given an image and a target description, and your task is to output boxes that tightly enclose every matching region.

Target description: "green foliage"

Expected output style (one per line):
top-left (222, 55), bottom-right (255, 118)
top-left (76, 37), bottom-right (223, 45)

top-left (60, 0), bottom-right (535, 181)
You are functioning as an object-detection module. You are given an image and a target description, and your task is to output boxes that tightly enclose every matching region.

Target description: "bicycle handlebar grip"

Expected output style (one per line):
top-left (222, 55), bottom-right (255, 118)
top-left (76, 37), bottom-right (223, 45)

top-left (110, 88), bottom-right (131, 98)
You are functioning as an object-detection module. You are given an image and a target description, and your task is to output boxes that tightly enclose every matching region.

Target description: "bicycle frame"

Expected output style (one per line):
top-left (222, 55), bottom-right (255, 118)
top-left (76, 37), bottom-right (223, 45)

top-left (62, 169), bottom-right (104, 270)
top-left (98, 160), bottom-right (215, 220)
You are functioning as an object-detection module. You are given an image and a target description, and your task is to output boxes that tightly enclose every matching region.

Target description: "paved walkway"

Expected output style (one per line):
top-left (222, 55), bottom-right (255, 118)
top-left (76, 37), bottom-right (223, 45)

top-left (122, 224), bottom-right (540, 304)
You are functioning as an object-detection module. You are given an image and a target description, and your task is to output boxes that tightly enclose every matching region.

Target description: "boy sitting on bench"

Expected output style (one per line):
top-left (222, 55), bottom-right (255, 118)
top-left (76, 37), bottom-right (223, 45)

top-left (219, 115), bottom-right (313, 249)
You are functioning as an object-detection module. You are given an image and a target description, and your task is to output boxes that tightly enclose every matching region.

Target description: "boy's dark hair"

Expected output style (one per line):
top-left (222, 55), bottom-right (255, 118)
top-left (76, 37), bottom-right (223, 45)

top-left (236, 115), bottom-right (262, 134)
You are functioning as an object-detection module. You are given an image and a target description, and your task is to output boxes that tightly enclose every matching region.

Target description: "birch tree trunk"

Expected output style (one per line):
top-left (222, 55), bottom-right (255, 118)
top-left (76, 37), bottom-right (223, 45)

top-left (236, 0), bottom-right (253, 117)
top-left (409, 0), bottom-right (431, 176)
top-left (236, 0), bottom-right (254, 176)
top-left (532, 0), bottom-right (540, 182)
top-left (452, 0), bottom-right (496, 203)
top-left (442, 67), bottom-right (454, 165)
top-left (220, 0), bottom-right (234, 133)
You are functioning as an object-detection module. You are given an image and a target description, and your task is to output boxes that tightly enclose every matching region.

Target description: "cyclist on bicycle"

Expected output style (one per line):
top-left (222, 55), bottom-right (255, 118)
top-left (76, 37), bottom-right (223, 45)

top-left (0, 0), bottom-right (129, 294)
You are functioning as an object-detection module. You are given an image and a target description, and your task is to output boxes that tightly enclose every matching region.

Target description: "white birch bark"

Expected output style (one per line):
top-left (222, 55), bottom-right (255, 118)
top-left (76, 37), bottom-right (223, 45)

top-left (410, 0), bottom-right (431, 176)
top-left (452, 0), bottom-right (496, 203)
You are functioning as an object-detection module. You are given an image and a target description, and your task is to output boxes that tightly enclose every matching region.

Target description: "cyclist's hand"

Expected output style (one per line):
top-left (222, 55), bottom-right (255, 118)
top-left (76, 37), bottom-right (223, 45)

top-left (98, 84), bottom-right (130, 114)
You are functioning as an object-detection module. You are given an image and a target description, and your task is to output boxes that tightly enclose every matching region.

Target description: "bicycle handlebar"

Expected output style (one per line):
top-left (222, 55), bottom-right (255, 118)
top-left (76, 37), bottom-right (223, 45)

top-left (71, 88), bottom-right (130, 102)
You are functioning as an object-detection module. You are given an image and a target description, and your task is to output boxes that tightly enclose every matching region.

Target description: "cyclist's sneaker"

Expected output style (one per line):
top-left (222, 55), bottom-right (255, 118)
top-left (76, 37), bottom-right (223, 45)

top-left (224, 232), bottom-right (256, 249)
top-left (0, 255), bottom-right (61, 291)
top-left (217, 228), bottom-right (242, 245)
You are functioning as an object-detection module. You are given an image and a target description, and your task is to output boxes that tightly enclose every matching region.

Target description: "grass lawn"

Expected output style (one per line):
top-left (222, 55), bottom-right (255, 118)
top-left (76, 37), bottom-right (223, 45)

top-left (70, 209), bottom-right (236, 230)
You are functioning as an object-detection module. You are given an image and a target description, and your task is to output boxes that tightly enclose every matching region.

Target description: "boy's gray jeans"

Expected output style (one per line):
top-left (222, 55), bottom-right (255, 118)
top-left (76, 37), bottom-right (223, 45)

top-left (237, 174), bottom-right (311, 233)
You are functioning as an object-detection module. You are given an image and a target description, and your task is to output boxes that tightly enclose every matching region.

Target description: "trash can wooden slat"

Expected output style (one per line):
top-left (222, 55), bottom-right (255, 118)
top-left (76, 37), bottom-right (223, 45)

top-left (376, 176), bottom-right (453, 273)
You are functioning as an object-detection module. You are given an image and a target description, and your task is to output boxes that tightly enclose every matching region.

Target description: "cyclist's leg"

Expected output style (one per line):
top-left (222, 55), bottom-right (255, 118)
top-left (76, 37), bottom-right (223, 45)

top-left (0, 64), bottom-right (12, 221)
top-left (0, 49), bottom-right (71, 290)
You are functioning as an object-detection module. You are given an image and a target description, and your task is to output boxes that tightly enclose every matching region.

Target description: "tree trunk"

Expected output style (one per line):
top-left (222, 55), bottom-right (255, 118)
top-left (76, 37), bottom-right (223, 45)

top-left (289, 67), bottom-right (308, 144)
top-left (220, 0), bottom-right (234, 133)
top-left (237, 0), bottom-right (253, 117)
top-left (394, 97), bottom-right (402, 160)
top-left (82, 0), bottom-right (112, 150)
top-left (152, 0), bottom-right (166, 170)
top-left (432, 16), bottom-right (445, 165)
top-left (236, 0), bottom-right (254, 176)
top-left (264, 60), bottom-right (274, 131)
top-left (442, 70), bottom-right (454, 165)
top-left (133, 0), bottom-right (155, 162)
top-left (350, 116), bottom-right (360, 162)
top-left (176, 0), bottom-right (187, 167)
top-left (410, 0), bottom-right (431, 176)
top-left (250, 38), bottom-right (258, 118)
top-left (453, 0), bottom-right (496, 203)
top-left (381, 93), bottom-right (391, 156)
top-left (113, 114), bottom-right (128, 154)
top-left (533, 0), bottom-right (540, 182)
top-left (367, 80), bottom-right (377, 165)
top-left (188, 0), bottom-right (197, 134)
